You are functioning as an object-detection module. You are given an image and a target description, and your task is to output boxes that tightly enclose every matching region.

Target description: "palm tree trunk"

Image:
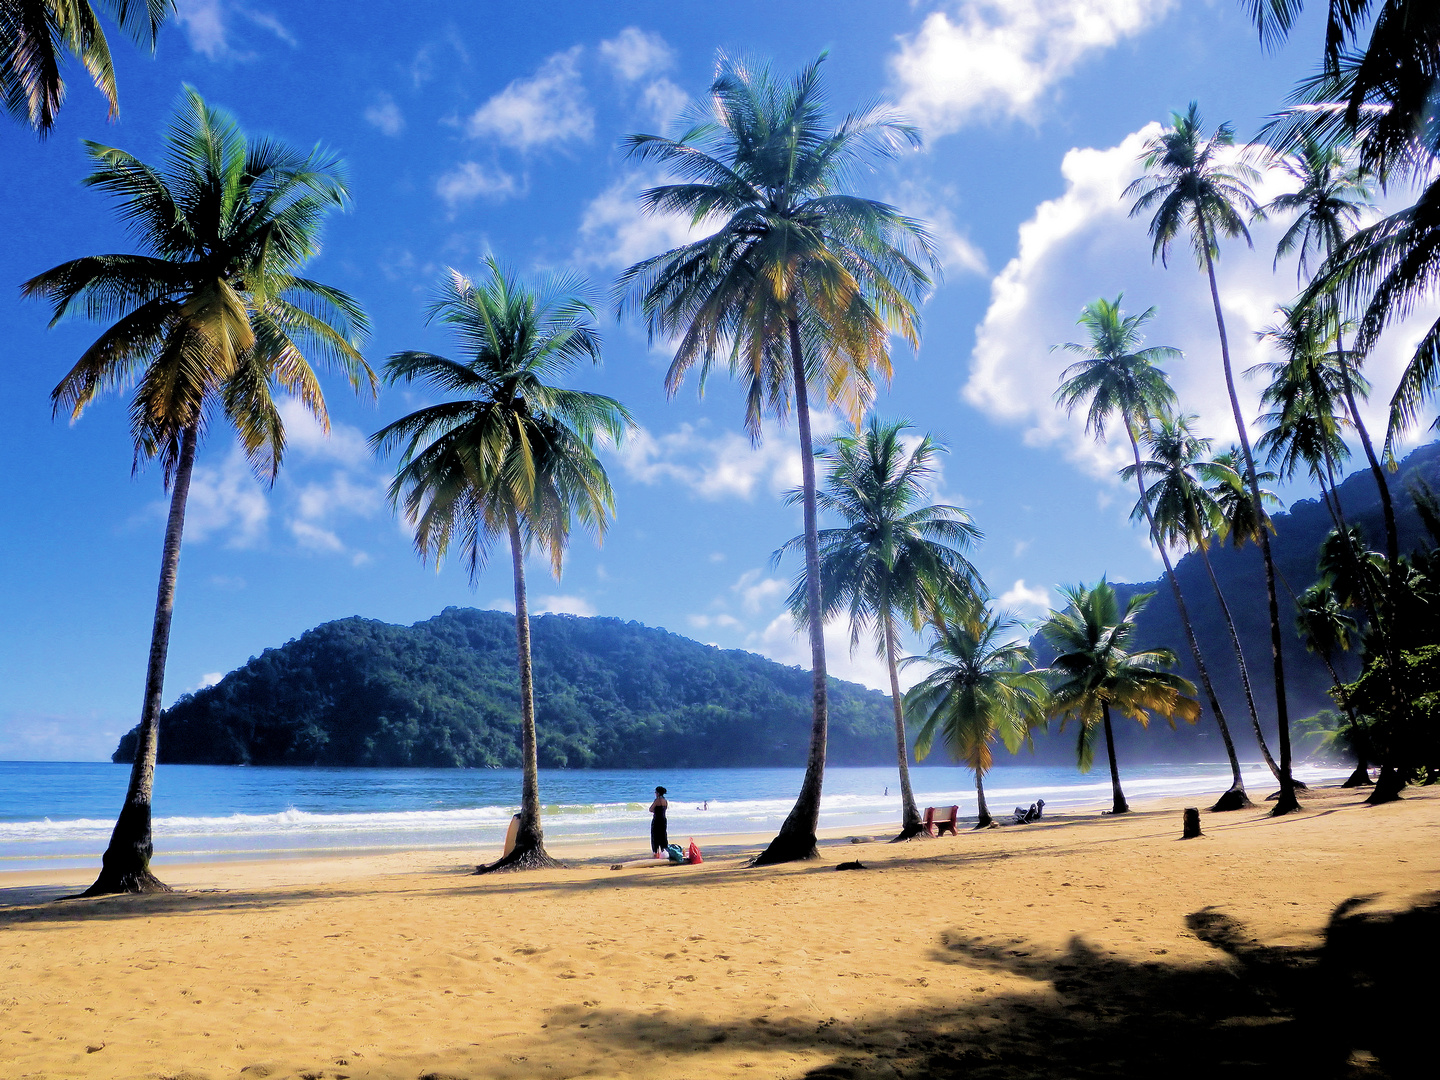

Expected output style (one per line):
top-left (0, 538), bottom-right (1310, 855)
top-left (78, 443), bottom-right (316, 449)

top-left (1193, 539), bottom-right (1282, 785)
top-left (1124, 425), bottom-right (1251, 808)
top-left (974, 769), bottom-right (993, 829)
top-left (754, 317), bottom-right (828, 865)
top-left (883, 614), bottom-right (924, 840)
top-left (1316, 648), bottom-right (1371, 786)
top-left (1101, 704), bottom-right (1129, 815)
top-left (82, 424), bottom-right (200, 896)
top-left (1199, 227), bottom-right (1299, 815)
top-left (477, 512), bottom-right (557, 873)
top-left (1335, 326), bottom-right (1399, 566)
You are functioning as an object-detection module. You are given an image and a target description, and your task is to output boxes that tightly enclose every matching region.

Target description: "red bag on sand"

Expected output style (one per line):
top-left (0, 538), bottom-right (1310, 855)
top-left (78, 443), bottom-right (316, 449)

top-left (686, 839), bottom-right (703, 864)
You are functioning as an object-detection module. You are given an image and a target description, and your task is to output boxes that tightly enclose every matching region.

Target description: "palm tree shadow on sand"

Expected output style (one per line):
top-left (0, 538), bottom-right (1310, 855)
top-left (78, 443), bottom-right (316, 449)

top-left (541, 892), bottom-right (1436, 1079)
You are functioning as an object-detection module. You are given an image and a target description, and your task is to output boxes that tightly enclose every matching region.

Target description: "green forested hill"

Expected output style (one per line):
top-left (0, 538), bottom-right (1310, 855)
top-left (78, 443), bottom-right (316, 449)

top-left (115, 607), bottom-right (897, 768)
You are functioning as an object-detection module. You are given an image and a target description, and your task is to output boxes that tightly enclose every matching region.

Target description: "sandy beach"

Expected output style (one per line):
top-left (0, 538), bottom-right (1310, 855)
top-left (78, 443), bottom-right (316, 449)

top-left (1, 783), bottom-right (1435, 1079)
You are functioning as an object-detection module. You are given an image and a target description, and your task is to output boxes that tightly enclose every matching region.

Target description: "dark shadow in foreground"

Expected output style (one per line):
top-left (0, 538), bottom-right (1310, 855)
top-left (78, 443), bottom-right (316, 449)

top-left (530, 892), bottom-right (1438, 1080)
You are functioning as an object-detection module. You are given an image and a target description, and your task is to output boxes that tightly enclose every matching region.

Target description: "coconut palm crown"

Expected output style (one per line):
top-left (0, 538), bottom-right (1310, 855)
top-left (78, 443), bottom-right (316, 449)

top-left (616, 53), bottom-right (937, 865)
top-left (2, 0), bottom-right (171, 134)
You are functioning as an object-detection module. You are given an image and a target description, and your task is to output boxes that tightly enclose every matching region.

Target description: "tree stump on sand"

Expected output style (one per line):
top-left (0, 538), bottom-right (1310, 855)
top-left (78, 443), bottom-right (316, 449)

top-left (1182, 807), bottom-right (1202, 840)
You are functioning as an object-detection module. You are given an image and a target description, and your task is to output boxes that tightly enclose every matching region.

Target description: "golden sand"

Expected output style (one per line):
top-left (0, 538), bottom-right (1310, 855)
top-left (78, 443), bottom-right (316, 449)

top-left (1, 784), bottom-right (1435, 1079)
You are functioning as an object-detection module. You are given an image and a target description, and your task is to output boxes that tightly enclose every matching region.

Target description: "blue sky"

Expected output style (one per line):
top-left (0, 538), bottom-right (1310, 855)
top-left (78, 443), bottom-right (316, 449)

top-left (1, 1), bottom-right (1433, 760)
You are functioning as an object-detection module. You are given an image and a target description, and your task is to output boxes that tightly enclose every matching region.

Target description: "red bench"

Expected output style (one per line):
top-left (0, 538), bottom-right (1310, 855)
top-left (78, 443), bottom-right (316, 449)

top-left (923, 805), bottom-right (959, 836)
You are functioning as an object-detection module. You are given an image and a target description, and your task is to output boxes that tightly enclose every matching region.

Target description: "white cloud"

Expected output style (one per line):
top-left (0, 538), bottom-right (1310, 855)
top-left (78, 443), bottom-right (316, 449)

top-left (599, 27), bottom-right (675, 81)
top-left (436, 162), bottom-right (520, 208)
top-left (613, 419), bottom-right (839, 501)
top-left (364, 95), bottom-right (405, 136)
top-left (278, 399), bottom-right (372, 466)
top-left (687, 613), bottom-right (744, 631)
top-left (181, 449), bottom-right (269, 547)
top-left (961, 123), bottom-right (1438, 482)
top-left (467, 47), bottom-right (593, 149)
top-left (198, 672), bottom-right (224, 690)
top-left (174, 0), bottom-right (294, 60)
top-left (749, 613), bottom-right (909, 695)
top-left (289, 518), bottom-right (345, 554)
top-left (890, 0), bottom-right (1173, 135)
top-left (641, 78), bottom-right (688, 128)
top-left (733, 569), bottom-right (790, 614)
top-left (888, 179), bottom-right (987, 278)
top-left (999, 578), bottom-right (1053, 613)
top-left (574, 172), bottom-right (702, 268)
top-left (534, 594), bottom-right (597, 616)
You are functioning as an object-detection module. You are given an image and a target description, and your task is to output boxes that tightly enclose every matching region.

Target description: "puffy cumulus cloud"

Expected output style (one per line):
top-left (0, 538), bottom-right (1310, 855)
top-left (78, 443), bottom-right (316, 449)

top-left (890, 0), bottom-right (1173, 135)
top-left (999, 578), bottom-right (1053, 613)
top-left (180, 449), bottom-right (270, 547)
top-left (748, 612), bottom-right (913, 695)
top-left (466, 47), bottom-right (593, 150)
top-left (687, 612), bottom-right (744, 631)
top-left (574, 172), bottom-right (702, 268)
top-left (277, 399), bottom-right (372, 466)
top-left (436, 162), bottom-right (520, 208)
top-left (599, 27), bottom-right (674, 82)
top-left (962, 123), bottom-right (1438, 482)
top-left (364, 95), bottom-right (405, 136)
top-left (612, 418), bottom-right (840, 501)
top-left (733, 569), bottom-right (790, 614)
top-left (640, 77), bottom-right (689, 129)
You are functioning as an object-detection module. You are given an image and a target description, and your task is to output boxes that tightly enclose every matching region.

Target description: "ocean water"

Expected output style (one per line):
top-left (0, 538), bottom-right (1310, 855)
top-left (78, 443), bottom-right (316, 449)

top-left (0, 759), bottom-right (1353, 871)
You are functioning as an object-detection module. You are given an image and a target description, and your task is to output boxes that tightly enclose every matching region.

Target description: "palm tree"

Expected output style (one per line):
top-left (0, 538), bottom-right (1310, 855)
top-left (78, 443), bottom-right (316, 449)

top-left (2, 0), bottom-right (170, 134)
top-left (1295, 583), bottom-right (1371, 786)
top-left (777, 417), bottom-right (980, 839)
top-left (1125, 103), bottom-right (1303, 815)
top-left (1125, 414), bottom-right (1278, 794)
top-left (1263, 139), bottom-right (1398, 564)
top-left (1054, 296), bottom-right (1250, 809)
top-left (904, 599), bottom-right (1047, 829)
top-left (372, 262), bottom-right (633, 873)
top-left (23, 88), bottom-right (372, 894)
top-left (1040, 580), bottom-right (1200, 815)
top-left (616, 55), bottom-right (936, 865)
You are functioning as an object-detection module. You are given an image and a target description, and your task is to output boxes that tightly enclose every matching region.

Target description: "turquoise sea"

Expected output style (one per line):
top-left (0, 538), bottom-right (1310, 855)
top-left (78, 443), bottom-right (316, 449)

top-left (0, 760), bottom-right (1352, 871)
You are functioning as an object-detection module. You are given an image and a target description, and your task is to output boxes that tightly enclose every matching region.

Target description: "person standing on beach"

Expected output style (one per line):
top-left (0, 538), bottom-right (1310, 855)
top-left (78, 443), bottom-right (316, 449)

top-left (649, 787), bottom-right (669, 856)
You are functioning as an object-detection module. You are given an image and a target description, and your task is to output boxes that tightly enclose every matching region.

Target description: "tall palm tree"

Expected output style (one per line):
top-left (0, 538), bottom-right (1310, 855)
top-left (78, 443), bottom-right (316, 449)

top-left (1295, 582), bottom-right (1371, 786)
top-left (23, 88), bottom-right (372, 894)
top-left (1054, 297), bottom-right (1250, 809)
top-left (2, 0), bottom-right (170, 134)
top-left (1125, 414), bottom-right (1280, 791)
top-left (616, 55), bottom-right (936, 865)
top-left (776, 417), bottom-right (981, 839)
top-left (372, 263), bottom-right (633, 873)
top-left (1125, 103), bottom-right (1303, 814)
top-left (904, 599), bottom-right (1047, 829)
top-left (1041, 580), bottom-right (1199, 815)
top-left (1263, 139), bottom-right (1398, 564)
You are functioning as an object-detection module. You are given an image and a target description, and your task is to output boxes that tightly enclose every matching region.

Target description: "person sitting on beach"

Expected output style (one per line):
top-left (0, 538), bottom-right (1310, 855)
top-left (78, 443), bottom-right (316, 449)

top-left (1013, 800), bottom-right (1044, 824)
top-left (649, 786), bottom-right (669, 857)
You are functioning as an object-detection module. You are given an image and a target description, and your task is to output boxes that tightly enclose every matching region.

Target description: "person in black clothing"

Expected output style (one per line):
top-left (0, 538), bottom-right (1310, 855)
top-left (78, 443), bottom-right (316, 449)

top-left (649, 786), bottom-right (669, 855)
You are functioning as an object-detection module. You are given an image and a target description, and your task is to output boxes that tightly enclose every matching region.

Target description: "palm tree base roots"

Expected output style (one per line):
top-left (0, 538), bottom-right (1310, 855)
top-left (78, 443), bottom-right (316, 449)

top-left (1268, 788), bottom-right (1303, 816)
top-left (1365, 767), bottom-right (1405, 805)
top-left (474, 844), bottom-right (563, 874)
top-left (1210, 786), bottom-right (1253, 812)
top-left (74, 866), bottom-right (172, 898)
top-left (1108, 803), bottom-right (1131, 815)
top-left (1341, 766), bottom-right (1374, 788)
top-left (752, 830), bottom-right (819, 866)
top-left (973, 816), bottom-right (997, 830)
top-left (889, 822), bottom-right (929, 842)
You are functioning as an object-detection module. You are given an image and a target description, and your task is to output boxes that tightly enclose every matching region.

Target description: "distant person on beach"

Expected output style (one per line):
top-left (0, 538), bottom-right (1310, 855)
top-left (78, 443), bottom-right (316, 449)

top-left (649, 786), bottom-right (669, 856)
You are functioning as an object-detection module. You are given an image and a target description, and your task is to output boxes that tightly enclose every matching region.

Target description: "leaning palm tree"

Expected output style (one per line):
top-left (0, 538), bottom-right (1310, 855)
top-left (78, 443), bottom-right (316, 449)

top-left (1295, 583), bottom-right (1371, 786)
top-left (1040, 580), bottom-right (1200, 815)
top-left (777, 417), bottom-right (981, 839)
top-left (373, 263), bottom-right (632, 873)
top-left (1126, 414), bottom-right (1280, 793)
top-left (617, 54), bottom-right (936, 865)
top-left (1125, 103), bottom-right (1303, 814)
top-left (2, 0), bottom-right (170, 134)
top-left (23, 88), bottom-right (373, 894)
top-left (1054, 297), bottom-right (1250, 809)
top-left (904, 598), bottom-right (1047, 829)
